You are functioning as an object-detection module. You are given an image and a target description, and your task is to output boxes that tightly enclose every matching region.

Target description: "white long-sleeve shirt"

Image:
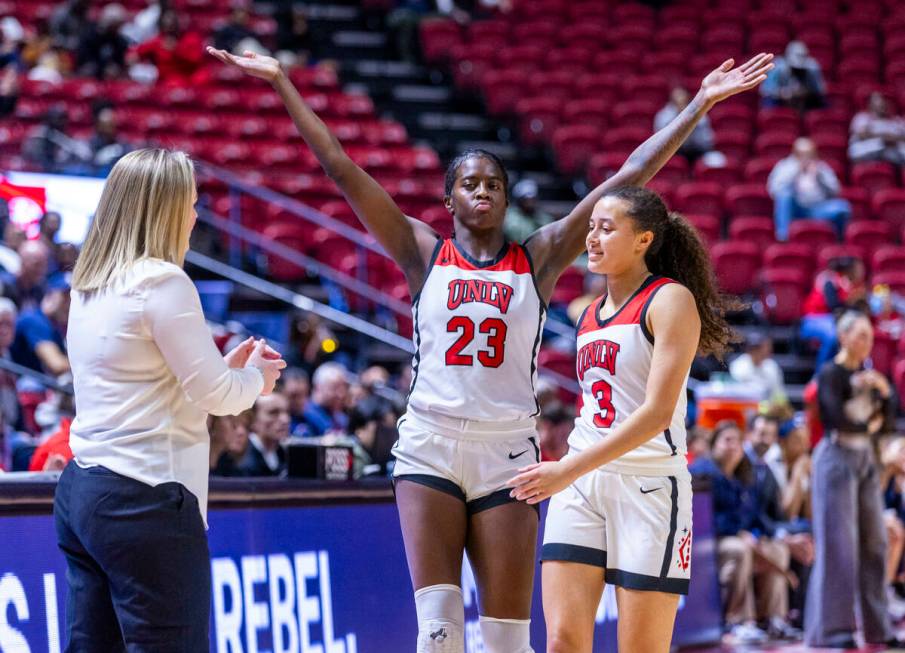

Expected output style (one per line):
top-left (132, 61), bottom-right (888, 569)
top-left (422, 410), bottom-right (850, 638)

top-left (67, 259), bottom-right (263, 523)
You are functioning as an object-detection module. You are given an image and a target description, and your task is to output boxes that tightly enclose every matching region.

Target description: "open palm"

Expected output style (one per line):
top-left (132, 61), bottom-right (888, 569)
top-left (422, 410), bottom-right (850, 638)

top-left (206, 47), bottom-right (282, 83)
top-left (701, 52), bottom-right (774, 104)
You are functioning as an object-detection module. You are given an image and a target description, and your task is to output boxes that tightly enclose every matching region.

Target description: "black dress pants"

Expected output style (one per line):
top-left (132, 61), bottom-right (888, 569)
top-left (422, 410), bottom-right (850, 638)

top-left (54, 462), bottom-right (211, 652)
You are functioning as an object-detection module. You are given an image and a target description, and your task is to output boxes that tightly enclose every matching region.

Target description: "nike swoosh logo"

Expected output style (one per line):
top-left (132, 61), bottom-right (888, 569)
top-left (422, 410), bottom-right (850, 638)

top-left (508, 449), bottom-right (529, 460)
top-left (640, 487), bottom-right (662, 494)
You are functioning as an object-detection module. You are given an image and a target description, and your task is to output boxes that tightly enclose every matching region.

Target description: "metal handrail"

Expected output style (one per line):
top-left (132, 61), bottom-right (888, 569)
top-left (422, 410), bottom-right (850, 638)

top-left (0, 357), bottom-right (73, 394)
top-left (186, 251), bottom-right (416, 353)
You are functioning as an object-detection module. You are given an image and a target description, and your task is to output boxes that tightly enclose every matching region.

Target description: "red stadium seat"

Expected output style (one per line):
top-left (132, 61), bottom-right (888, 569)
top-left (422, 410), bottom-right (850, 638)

top-left (538, 348), bottom-right (577, 381)
top-left (468, 20), bottom-right (509, 43)
top-left (893, 360), bottom-right (905, 412)
top-left (744, 157), bottom-right (781, 184)
top-left (714, 131), bottom-right (752, 161)
top-left (560, 23), bottom-right (609, 51)
top-left (811, 132), bottom-right (848, 165)
top-left (562, 98), bottom-right (611, 128)
top-left (711, 104), bottom-right (754, 133)
top-left (516, 96), bottom-right (563, 146)
top-left (870, 331), bottom-right (896, 377)
top-left (844, 220), bottom-right (895, 250)
top-left (754, 132), bottom-right (797, 159)
top-left (481, 69), bottom-right (531, 116)
top-left (587, 152), bottom-right (627, 185)
top-left (761, 268), bottom-right (807, 324)
top-left (550, 266), bottom-right (585, 306)
top-left (725, 184), bottom-right (773, 217)
top-left (693, 160), bottom-right (742, 186)
top-left (421, 206), bottom-right (452, 237)
top-left (788, 220), bottom-right (837, 247)
top-left (872, 246), bottom-right (905, 275)
top-left (684, 214), bottom-right (722, 245)
top-left (601, 126), bottom-right (649, 156)
top-left (528, 71), bottom-right (577, 102)
top-left (262, 222), bottom-right (313, 282)
top-left (850, 161), bottom-right (897, 196)
top-left (420, 19), bottom-right (463, 64)
top-left (764, 243), bottom-right (816, 279)
top-left (511, 22), bottom-right (558, 44)
top-left (872, 272), bottom-right (905, 296)
top-left (818, 244), bottom-right (867, 271)
top-left (840, 187), bottom-right (872, 222)
top-left (674, 182), bottom-right (724, 217)
top-left (729, 216), bottom-right (775, 248)
top-left (712, 241), bottom-right (762, 295)
top-left (552, 125), bottom-right (603, 177)
top-left (610, 101), bottom-right (659, 132)
top-left (757, 107), bottom-right (800, 134)
top-left (804, 108), bottom-right (852, 137)
top-left (872, 189), bottom-right (905, 230)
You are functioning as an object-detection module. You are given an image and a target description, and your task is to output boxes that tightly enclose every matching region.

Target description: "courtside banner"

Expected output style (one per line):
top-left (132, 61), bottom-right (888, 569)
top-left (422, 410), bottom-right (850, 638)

top-left (0, 491), bottom-right (720, 652)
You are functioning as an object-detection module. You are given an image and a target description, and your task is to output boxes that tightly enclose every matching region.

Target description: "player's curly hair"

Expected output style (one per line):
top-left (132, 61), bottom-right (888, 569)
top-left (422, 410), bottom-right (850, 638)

top-left (606, 186), bottom-right (742, 358)
top-left (444, 148), bottom-right (509, 198)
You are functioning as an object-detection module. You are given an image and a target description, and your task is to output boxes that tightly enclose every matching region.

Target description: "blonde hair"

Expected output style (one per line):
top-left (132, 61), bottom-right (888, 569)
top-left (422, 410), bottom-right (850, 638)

top-left (72, 148), bottom-right (195, 292)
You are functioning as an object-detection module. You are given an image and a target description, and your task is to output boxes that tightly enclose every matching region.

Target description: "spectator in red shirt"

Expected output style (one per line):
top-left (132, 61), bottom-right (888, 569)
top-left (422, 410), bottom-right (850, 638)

top-left (28, 416), bottom-right (72, 472)
top-left (801, 256), bottom-right (866, 372)
top-left (128, 10), bottom-right (206, 85)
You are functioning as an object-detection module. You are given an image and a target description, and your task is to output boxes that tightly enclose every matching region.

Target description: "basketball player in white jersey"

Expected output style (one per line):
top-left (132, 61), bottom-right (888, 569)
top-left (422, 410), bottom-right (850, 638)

top-left (208, 46), bottom-right (772, 652)
top-left (509, 186), bottom-right (741, 652)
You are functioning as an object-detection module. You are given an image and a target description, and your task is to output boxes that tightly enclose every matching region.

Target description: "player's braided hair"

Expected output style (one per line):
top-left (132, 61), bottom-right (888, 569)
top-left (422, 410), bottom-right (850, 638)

top-left (444, 149), bottom-right (509, 198)
top-left (606, 186), bottom-right (742, 358)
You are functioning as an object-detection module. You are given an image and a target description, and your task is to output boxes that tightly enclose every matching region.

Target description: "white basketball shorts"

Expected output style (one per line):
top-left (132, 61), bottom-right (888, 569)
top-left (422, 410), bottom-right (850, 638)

top-left (392, 408), bottom-right (541, 514)
top-left (541, 463), bottom-right (693, 595)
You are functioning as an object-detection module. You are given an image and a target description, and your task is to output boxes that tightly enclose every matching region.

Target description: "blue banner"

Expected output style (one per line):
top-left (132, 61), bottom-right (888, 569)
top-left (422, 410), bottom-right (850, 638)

top-left (0, 491), bottom-right (721, 651)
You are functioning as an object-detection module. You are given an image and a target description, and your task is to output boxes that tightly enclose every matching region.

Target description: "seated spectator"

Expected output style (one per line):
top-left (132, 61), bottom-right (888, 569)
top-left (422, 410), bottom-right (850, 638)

top-left (121, 0), bottom-right (163, 45)
top-left (768, 138), bottom-right (851, 241)
top-left (0, 298), bottom-right (19, 429)
top-left (209, 413), bottom-right (251, 475)
top-left (871, 284), bottom-right (905, 341)
top-left (849, 92), bottom-right (905, 165)
top-left (686, 426), bottom-right (711, 465)
top-left (503, 179), bottom-right (554, 244)
top-left (38, 211), bottom-right (61, 254)
top-left (282, 367), bottom-right (310, 435)
top-left (537, 400), bottom-right (572, 461)
top-left (287, 311), bottom-right (337, 372)
top-left (729, 333), bottom-right (786, 401)
top-left (235, 392), bottom-right (290, 476)
top-left (76, 3), bottom-right (129, 79)
top-left (49, 0), bottom-right (90, 52)
top-left (761, 41), bottom-right (826, 111)
top-left (22, 106), bottom-right (93, 173)
top-left (21, 18), bottom-right (52, 69)
top-left (28, 414), bottom-right (73, 472)
top-left (214, 1), bottom-right (260, 54)
top-left (801, 256), bottom-right (866, 371)
top-left (1, 404), bottom-right (34, 471)
top-left (764, 418), bottom-right (811, 520)
top-left (347, 390), bottom-right (401, 475)
top-left (301, 362), bottom-right (350, 435)
top-left (128, 10), bottom-right (206, 86)
top-left (11, 276), bottom-right (69, 376)
top-left (273, 2), bottom-right (311, 65)
top-left (806, 311), bottom-right (902, 648)
top-left (690, 421), bottom-right (795, 645)
top-left (655, 87), bottom-right (719, 163)
top-left (4, 240), bottom-right (52, 312)
top-left (34, 373), bottom-right (74, 437)
top-left (880, 437), bottom-right (905, 620)
top-left (83, 106), bottom-right (131, 174)
top-left (0, 220), bottom-right (23, 276)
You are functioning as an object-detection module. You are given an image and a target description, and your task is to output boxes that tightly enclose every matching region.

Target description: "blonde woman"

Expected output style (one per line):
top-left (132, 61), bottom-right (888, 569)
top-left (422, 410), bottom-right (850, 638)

top-left (53, 148), bottom-right (285, 652)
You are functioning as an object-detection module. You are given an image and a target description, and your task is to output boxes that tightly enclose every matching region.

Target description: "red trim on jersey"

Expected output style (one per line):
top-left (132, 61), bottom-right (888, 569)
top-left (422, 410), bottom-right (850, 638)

top-left (433, 240), bottom-right (532, 274)
top-left (578, 277), bottom-right (677, 336)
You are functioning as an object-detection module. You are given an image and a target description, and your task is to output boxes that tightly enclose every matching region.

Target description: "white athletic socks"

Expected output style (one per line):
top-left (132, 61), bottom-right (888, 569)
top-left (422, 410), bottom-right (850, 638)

top-left (415, 584), bottom-right (465, 653)
top-left (479, 616), bottom-right (534, 653)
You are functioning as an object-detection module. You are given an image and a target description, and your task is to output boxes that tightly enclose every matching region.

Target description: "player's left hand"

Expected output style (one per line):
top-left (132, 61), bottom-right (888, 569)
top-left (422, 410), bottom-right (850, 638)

top-left (507, 460), bottom-right (577, 505)
top-left (700, 52), bottom-right (774, 105)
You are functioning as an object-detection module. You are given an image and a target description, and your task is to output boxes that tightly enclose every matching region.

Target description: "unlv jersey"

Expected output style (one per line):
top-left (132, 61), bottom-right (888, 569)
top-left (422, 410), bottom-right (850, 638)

top-left (406, 239), bottom-right (546, 422)
top-left (570, 275), bottom-right (689, 475)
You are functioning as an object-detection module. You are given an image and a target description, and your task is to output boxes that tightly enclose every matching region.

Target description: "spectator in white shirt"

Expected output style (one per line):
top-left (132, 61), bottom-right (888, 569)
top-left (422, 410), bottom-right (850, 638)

top-left (729, 332), bottom-right (786, 401)
top-left (849, 92), bottom-right (905, 165)
top-left (53, 148), bottom-right (286, 652)
top-left (768, 138), bottom-right (851, 241)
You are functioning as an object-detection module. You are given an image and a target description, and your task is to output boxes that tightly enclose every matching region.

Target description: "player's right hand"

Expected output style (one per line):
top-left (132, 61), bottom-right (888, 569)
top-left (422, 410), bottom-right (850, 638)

top-left (206, 47), bottom-right (283, 83)
top-left (247, 339), bottom-right (287, 395)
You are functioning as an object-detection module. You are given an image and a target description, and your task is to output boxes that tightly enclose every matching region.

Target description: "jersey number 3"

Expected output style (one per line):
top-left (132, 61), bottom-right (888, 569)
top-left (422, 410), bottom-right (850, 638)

top-left (591, 379), bottom-right (616, 428)
top-left (446, 316), bottom-right (507, 368)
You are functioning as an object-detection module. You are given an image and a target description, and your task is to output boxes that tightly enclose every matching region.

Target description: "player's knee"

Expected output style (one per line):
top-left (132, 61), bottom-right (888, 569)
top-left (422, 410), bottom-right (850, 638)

top-left (415, 584), bottom-right (465, 653)
top-left (546, 622), bottom-right (586, 653)
top-left (479, 616), bottom-right (533, 653)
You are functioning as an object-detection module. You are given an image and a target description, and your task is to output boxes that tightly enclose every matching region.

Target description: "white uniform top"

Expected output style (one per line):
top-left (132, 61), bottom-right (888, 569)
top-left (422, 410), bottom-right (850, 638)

top-left (406, 238), bottom-right (546, 424)
top-left (569, 275), bottom-right (689, 476)
top-left (68, 259), bottom-right (263, 525)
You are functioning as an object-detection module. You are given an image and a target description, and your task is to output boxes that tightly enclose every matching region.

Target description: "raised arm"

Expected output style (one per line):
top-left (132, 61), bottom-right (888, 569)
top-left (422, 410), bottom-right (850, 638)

top-left (207, 48), bottom-right (440, 293)
top-left (526, 53), bottom-right (774, 299)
